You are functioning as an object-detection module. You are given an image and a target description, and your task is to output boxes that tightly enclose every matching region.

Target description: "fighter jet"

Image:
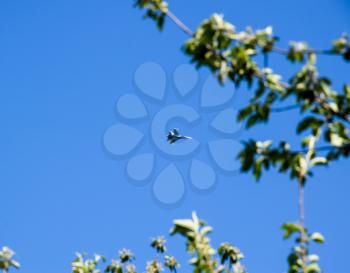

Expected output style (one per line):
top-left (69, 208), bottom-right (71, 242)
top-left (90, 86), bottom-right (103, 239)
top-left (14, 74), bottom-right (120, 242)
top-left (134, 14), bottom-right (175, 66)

top-left (167, 128), bottom-right (192, 144)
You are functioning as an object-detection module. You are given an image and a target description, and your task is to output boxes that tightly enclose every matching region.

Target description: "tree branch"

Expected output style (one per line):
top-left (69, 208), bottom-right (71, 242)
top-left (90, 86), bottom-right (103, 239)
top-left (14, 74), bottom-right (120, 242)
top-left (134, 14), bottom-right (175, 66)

top-left (272, 47), bottom-right (337, 56)
top-left (298, 179), bottom-right (305, 228)
top-left (164, 8), bottom-right (340, 58)
top-left (162, 7), bottom-right (350, 144)
top-left (256, 70), bottom-right (350, 123)
top-left (165, 9), bottom-right (193, 36)
top-left (315, 97), bottom-right (350, 123)
top-left (270, 104), bottom-right (299, 112)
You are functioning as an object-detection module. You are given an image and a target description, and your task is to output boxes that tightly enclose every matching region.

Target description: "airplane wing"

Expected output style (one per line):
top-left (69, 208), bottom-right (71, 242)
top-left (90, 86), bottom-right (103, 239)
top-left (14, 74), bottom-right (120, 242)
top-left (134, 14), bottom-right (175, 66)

top-left (172, 128), bottom-right (179, 136)
top-left (168, 138), bottom-right (176, 144)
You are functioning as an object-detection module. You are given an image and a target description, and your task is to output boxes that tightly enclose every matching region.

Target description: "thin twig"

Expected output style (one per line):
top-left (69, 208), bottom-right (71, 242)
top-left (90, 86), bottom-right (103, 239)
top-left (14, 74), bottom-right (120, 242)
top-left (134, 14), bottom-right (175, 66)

top-left (165, 9), bottom-right (193, 36)
top-left (298, 178), bottom-right (309, 273)
top-left (311, 143), bottom-right (350, 152)
top-left (272, 47), bottom-right (336, 56)
top-left (263, 53), bottom-right (268, 68)
top-left (165, 8), bottom-right (338, 56)
top-left (298, 179), bottom-right (305, 228)
top-left (270, 104), bottom-right (299, 112)
top-left (316, 97), bottom-right (350, 123)
top-left (164, 8), bottom-right (350, 124)
top-left (257, 70), bottom-right (350, 123)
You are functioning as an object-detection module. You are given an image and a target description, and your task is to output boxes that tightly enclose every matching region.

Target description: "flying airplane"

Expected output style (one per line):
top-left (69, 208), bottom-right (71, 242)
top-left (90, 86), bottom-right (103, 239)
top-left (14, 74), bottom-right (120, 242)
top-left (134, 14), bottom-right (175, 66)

top-left (167, 128), bottom-right (192, 144)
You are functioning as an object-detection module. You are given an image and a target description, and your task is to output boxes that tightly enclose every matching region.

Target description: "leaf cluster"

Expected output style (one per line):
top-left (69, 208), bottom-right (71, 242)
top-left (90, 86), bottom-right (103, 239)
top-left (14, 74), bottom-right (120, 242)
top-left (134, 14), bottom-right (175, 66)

top-left (134, 0), bottom-right (168, 30)
top-left (67, 213), bottom-right (245, 273)
top-left (281, 223), bottom-right (325, 273)
top-left (0, 247), bottom-right (20, 272)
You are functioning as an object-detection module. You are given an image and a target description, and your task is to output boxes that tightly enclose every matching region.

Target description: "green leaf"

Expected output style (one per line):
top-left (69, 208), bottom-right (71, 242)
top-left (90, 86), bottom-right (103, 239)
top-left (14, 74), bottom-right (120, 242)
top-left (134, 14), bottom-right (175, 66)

top-left (310, 232), bottom-right (325, 244)
top-left (306, 263), bottom-right (321, 273)
top-left (281, 223), bottom-right (304, 239)
top-left (297, 117), bottom-right (323, 134)
top-left (308, 254), bottom-right (319, 263)
top-left (330, 133), bottom-right (345, 147)
top-left (201, 226), bottom-right (213, 236)
top-left (310, 157), bottom-right (327, 166)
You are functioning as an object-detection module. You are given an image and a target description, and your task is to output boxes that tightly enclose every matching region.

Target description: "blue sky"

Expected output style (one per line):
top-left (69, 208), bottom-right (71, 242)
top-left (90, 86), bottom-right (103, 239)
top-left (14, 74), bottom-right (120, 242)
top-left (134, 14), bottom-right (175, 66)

top-left (1, 0), bottom-right (349, 272)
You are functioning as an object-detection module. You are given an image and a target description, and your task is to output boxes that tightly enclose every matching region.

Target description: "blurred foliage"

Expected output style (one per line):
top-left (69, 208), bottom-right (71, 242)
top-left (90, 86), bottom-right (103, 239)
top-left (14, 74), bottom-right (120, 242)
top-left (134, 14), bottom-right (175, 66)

top-left (281, 223), bottom-right (325, 273)
top-left (134, 0), bottom-right (350, 184)
top-left (0, 247), bottom-right (20, 273)
top-left (134, 0), bottom-right (168, 30)
top-left (133, 1), bottom-right (350, 272)
top-left (2, 214), bottom-right (246, 273)
top-left (2, 2), bottom-right (349, 273)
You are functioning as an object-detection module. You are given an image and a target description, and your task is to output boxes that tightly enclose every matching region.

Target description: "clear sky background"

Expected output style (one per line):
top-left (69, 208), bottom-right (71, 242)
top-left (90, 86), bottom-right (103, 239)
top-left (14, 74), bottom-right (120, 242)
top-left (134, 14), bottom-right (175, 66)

top-left (1, 0), bottom-right (349, 272)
